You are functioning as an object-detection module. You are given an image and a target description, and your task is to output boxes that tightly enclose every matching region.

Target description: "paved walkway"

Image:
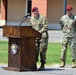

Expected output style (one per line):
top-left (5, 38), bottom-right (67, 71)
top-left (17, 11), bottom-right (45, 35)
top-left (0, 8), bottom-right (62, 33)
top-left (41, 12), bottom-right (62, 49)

top-left (48, 30), bottom-right (62, 42)
top-left (0, 28), bottom-right (62, 42)
top-left (0, 28), bottom-right (8, 41)
top-left (0, 64), bottom-right (76, 75)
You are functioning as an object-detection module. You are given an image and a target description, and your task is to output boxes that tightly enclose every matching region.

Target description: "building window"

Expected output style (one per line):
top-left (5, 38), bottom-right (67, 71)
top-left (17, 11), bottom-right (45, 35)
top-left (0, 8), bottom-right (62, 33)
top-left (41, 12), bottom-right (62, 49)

top-left (27, 0), bottom-right (32, 16)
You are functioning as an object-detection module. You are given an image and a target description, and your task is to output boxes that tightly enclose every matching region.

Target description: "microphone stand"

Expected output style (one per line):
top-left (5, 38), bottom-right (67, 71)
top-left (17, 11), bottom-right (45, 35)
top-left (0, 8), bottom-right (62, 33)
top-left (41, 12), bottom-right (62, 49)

top-left (19, 16), bottom-right (28, 26)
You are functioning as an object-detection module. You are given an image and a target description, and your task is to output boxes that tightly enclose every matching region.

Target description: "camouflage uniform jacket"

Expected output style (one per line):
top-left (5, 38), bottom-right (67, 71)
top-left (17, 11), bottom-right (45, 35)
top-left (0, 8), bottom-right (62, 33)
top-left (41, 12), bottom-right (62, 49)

top-left (30, 14), bottom-right (48, 38)
top-left (60, 15), bottom-right (76, 38)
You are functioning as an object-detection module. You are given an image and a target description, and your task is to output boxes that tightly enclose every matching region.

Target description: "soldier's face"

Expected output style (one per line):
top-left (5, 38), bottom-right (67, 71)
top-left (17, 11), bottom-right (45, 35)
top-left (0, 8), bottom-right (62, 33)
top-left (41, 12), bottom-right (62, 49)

top-left (33, 10), bottom-right (39, 17)
top-left (67, 9), bottom-right (73, 16)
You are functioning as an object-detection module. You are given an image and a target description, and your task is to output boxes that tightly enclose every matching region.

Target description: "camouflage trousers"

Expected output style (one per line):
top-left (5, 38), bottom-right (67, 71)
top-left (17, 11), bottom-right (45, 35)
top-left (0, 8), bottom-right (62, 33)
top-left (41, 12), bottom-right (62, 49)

top-left (35, 38), bottom-right (48, 64)
top-left (60, 37), bottom-right (76, 60)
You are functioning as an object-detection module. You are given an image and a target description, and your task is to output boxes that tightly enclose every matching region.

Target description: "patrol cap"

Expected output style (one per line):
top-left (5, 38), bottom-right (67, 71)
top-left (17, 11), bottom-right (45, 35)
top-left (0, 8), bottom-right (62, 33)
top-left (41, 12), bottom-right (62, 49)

top-left (32, 7), bottom-right (38, 12)
top-left (66, 5), bottom-right (73, 11)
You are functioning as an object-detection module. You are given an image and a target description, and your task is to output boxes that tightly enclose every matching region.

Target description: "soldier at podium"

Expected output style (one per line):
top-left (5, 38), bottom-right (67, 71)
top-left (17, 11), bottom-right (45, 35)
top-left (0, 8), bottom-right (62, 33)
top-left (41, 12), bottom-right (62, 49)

top-left (30, 7), bottom-right (48, 70)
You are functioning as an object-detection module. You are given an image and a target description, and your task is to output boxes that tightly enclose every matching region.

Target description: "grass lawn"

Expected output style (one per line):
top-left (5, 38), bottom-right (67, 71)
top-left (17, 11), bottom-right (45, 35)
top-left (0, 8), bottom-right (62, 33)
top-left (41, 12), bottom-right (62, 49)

top-left (0, 41), bottom-right (8, 63)
top-left (0, 41), bottom-right (72, 65)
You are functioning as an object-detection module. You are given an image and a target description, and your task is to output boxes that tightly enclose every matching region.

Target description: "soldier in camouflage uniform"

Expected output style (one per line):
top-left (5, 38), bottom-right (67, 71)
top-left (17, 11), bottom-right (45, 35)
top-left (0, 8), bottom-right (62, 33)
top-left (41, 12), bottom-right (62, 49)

top-left (30, 7), bottom-right (48, 70)
top-left (60, 5), bottom-right (76, 68)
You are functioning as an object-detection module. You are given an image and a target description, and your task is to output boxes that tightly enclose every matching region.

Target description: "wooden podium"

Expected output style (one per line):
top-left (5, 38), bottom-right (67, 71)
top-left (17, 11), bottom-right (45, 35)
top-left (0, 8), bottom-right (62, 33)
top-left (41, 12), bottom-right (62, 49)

top-left (3, 26), bottom-right (41, 71)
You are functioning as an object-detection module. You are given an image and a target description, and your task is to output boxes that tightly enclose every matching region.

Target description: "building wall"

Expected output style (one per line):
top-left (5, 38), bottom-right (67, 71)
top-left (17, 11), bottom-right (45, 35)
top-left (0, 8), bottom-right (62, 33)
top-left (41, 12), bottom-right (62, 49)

top-left (47, 0), bottom-right (76, 24)
top-left (47, 0), bottom-right (64, 24)
top-left (1, 0), bottom-right (76, 28)
top-left (32, 0), bottom-right (47, 17)
top-left (7, 0), bottom-right (30, 26)
top-left (47, 0), bottom-right (76, 29)
top-left (0, 0), bottom-right (7, 26)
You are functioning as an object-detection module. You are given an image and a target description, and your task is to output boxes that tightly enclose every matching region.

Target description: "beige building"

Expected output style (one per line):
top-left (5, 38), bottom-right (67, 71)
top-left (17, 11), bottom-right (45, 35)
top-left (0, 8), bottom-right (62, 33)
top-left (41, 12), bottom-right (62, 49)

top-left (0, 0), bottom-right (76, 29)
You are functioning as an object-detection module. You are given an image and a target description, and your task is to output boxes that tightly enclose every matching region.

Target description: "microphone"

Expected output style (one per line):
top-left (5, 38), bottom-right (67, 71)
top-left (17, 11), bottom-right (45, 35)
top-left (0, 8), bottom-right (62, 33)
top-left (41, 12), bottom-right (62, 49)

top-left (19, 13), bottom-right (30, 26)
top-left (22, 13), bottom-right (30, 19)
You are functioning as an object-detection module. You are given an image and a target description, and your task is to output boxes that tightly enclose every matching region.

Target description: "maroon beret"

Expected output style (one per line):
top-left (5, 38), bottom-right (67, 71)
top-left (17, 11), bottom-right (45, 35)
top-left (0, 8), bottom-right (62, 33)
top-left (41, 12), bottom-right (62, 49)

top-left (32, 7), bottom-right (38, 12)
top-left (66, 5), bottom-right (73, 11)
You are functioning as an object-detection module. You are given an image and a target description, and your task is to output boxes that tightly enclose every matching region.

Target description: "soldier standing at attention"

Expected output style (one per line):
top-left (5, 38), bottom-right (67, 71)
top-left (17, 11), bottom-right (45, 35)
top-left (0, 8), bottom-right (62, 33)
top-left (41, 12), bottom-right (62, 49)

top-left (60, 5), bottom-right (76, 68)
top-left (30, 7), bottom-right (48, 70)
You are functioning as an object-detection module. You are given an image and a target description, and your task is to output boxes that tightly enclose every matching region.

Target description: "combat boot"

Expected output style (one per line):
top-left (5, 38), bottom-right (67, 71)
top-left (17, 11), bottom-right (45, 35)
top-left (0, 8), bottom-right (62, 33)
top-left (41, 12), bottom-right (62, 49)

top-left (38, 63), bottom-right (45, 70)
top-left (71, 60), bottom-right (76, 68)
top-left (60, 59), bottom-right (65, 68)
